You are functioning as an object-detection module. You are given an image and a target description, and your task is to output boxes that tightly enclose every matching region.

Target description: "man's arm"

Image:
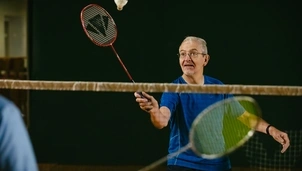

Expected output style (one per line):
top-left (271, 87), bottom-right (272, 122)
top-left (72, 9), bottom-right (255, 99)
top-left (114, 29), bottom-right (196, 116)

top-left (238, 111), bottom-right (290, 153)
top-left (149, 106), bottom-right (171, 129)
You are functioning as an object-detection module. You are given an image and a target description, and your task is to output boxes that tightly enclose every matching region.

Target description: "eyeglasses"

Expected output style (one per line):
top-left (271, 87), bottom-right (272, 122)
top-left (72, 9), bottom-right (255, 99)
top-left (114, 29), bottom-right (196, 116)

top-left (177, 51), bottom-right (205, 59)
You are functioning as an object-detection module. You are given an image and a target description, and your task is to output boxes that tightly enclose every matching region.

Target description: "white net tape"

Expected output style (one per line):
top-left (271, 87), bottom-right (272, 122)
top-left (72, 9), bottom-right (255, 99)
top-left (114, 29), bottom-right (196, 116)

top-left (0, 79), bottom-right (301, 96)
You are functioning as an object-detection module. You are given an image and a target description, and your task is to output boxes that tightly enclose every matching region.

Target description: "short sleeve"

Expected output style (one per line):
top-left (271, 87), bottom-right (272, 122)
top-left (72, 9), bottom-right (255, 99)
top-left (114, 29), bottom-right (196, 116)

top-left (160, 92), bottom-right (179, 115)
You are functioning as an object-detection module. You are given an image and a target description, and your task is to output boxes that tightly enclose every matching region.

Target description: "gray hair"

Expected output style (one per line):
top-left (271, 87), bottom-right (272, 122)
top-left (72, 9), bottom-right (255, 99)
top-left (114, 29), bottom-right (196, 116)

top-left (181, 36), bottom-right (208, 54)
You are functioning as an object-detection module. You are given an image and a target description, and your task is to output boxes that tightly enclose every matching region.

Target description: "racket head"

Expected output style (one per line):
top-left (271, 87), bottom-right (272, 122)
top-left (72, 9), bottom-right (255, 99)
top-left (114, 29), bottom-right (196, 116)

top-left (189, 96), bottom-right (262, 159)
top-left (80, 4), bottom-right (117, 47)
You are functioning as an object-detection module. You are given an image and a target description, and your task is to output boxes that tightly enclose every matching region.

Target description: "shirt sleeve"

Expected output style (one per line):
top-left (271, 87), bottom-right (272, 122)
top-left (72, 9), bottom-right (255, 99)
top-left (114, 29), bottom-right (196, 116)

top-left (225, 97), bottom-right (246, 117)
top-left (159, 92), bottom-right (179, 115)
top-left (0, 102), bottom-right (38, 171)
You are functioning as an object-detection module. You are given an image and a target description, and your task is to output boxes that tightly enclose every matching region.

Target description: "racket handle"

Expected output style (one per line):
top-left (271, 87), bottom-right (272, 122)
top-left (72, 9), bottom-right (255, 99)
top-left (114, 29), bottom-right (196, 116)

top-left (136, 91), bottom-right (144, 97)
top-left (136, 91), bottom-right (150, 101)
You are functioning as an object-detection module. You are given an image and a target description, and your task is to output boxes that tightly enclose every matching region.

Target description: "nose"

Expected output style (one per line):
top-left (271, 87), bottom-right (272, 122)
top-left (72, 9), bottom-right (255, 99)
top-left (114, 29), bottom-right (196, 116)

top-left (183, 53), bottom-right (192, 60)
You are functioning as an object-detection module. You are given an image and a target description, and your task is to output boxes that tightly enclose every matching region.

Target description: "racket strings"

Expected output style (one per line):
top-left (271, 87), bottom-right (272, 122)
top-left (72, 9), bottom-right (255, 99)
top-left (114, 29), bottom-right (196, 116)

top-left (224, 101), bottom-right (259, 150)
top-left (190, 98), bottom-right (261, 158)
top-left (82, 6), bottom-right (116, 45)
top-left (192, 105), bottom-right (226, 155)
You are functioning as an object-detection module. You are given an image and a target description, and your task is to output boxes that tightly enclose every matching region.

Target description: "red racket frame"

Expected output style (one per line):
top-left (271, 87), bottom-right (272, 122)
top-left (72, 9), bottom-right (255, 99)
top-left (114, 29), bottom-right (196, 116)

top-left (80, 4), bottom-right (135, 83)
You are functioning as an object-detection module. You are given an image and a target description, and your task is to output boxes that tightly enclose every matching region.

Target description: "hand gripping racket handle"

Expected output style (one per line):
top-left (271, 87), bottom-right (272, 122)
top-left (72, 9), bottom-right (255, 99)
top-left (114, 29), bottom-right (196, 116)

top-left (132, 80), bottom-right (150, 101)
top-left (136, 91), bottom-right (150, 102)
top-left (136, 91), bottom-right (144, 98)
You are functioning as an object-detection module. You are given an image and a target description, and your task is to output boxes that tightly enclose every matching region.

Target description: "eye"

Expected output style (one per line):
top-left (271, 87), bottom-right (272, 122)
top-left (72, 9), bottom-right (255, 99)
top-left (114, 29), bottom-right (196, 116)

top-left (180, 52), bottom-right (186, 57)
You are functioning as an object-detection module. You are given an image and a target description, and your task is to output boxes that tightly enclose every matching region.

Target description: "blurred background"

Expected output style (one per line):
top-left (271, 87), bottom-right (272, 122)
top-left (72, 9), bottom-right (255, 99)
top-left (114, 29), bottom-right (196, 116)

top-left (0, 0), bottom-right (301, 170)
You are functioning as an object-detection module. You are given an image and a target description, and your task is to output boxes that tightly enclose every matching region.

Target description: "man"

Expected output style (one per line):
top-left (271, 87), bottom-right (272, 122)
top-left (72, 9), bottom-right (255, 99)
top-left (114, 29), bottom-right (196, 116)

top-left (0, 95), bottom-right (38, 171)
top-left (134, 36), bottom-right (290, 171)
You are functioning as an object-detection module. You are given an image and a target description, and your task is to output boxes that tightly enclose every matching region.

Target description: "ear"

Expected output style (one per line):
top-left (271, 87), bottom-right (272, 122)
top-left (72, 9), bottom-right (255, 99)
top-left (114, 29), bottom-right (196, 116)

top-left (204, 54), bottom-right (210, 66)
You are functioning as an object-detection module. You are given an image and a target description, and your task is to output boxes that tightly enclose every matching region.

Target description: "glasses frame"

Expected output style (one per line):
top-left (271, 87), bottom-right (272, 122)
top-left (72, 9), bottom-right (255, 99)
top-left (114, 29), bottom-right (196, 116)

top-left (177, 51), bottom-right (206, 59)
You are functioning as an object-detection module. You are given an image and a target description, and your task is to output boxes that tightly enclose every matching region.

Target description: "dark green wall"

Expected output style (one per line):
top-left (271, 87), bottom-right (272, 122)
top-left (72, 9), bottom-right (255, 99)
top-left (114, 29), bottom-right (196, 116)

top-left (28, 0), bottom-right (301, 167)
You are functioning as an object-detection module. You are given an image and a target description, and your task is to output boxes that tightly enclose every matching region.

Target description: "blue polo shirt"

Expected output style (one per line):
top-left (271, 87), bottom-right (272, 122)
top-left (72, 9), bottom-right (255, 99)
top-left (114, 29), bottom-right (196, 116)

top-left (0, 95), bottom-right (38, 171)
top-left (160, 75), bottom-right (232, 170)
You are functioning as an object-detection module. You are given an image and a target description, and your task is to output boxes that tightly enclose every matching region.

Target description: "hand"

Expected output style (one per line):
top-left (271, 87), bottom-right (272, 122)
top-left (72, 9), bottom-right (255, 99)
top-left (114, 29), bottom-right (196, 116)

top-left (134, 92), bottom-right (159, 113)
top-left (269, 126), bottom-right (290, 153)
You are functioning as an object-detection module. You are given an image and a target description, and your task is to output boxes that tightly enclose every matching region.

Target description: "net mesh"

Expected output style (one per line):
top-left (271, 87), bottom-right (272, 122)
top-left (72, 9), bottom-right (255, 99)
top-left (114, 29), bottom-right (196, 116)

top-left (243, 130), bottom-right (302, 171)
top-left (81, 5), bottom-right (117, 46)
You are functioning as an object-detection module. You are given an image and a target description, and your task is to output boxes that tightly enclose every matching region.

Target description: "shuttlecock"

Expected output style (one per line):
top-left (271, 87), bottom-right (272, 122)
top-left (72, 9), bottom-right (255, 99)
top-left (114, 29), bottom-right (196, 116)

top-left (114, 0), bottom-right (128, 11)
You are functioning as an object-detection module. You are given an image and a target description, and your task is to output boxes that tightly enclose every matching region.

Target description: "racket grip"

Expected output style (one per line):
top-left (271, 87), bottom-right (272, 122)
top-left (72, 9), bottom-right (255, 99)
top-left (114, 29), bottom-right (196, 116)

top-left (136, 91), bottom-right (150, 101)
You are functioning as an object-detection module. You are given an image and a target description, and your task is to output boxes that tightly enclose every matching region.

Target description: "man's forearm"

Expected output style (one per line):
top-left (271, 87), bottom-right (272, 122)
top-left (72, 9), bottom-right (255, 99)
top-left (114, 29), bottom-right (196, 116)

top-left (149, 108), bottom-right (170, 129)
top-left (238, 111), bottom-right (270, 134)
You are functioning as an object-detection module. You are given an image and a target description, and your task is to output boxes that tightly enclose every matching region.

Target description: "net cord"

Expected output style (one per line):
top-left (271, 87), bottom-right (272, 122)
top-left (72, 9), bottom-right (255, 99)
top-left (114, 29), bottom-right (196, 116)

top-left (0, 79), bottom-right (301, 96)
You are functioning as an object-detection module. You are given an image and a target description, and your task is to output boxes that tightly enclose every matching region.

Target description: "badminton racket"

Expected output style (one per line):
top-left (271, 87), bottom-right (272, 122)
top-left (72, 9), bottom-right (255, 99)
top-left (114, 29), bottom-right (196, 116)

top-left (138, 96), bottom-right (262, 171)
top-left (80, 4), bottom-right (146, 98)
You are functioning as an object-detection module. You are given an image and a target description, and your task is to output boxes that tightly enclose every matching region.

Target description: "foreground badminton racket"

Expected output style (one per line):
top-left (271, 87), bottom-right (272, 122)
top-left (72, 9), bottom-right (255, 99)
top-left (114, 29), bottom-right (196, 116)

top-left (138, 96), bottom-right (262, 171)
top-left (80, 4), bottom-right (145, 98)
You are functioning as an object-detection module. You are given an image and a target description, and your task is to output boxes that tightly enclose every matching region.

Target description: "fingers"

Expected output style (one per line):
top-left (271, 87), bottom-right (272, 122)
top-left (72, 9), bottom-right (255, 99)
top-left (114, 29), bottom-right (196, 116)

top-left (134, 92), bottom-right (153, 101)
top-left (134, 92), bottom-right (155, 112)
top-left (141, 92), bottom-right (152, 99)
top-left (137, 99), bottom-right (153, 107)
top-left (134, 92), bottom-right (143, 98)
top-left (134, 92), bottom-right (150, 99)
top-left (281, 142), bottom-right (290, 153)
top-left (279, 134), bottom-right (290, 153)
top-left (269, 127), bottom-right (290, 153)
top-left (139, 101), bottom-right (153, 111)
top-left (273, 132), bottom-right (290, 153)
top-left (134, 92), bottom-right (151, 102)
